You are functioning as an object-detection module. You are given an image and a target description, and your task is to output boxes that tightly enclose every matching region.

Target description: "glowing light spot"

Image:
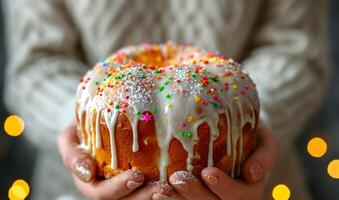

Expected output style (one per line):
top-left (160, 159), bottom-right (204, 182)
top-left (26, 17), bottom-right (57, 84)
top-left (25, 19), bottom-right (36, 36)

top-left (327, 159), bottom-right (339, 179)
top-left (13, 180), bottom-right (30, 195)
top-left (272, 184), bottom-right (291, 200)
top-left (307, 137), bottom-right (327, 158)
top-left (8, 179), bottom-right (30, 200)
top-left (4, 115), bottom-right (25, 137)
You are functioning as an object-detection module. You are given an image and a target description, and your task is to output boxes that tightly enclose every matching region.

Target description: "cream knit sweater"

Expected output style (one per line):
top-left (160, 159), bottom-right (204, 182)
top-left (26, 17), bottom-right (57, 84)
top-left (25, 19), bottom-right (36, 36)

top-left (3, 0), bottom-right (329, 199)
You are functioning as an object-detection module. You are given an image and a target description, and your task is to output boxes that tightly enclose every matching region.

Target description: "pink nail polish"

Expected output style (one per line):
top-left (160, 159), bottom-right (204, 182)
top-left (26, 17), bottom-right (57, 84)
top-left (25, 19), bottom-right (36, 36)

top-left (74, 159), bottom-right (92, 182)
top-left (172, 171), bottom-right (196, 191)
top-left (132, 170), bottom-right (143, 181)
top-left (250, 162), bottom-right (264, 181)
top-left (126, 170), bottom-right (143, 189)
top-left (157, 181), bottom-right (173, 196)
top-left (173, 171), bottom-right (196, 182)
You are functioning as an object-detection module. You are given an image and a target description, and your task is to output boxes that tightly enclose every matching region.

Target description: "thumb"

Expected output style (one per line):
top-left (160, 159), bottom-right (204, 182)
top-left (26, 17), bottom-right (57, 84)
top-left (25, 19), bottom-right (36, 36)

top-left (242, 126), bottom-right (280, 183)
top-left (57, 121), bottom-right (96, 182)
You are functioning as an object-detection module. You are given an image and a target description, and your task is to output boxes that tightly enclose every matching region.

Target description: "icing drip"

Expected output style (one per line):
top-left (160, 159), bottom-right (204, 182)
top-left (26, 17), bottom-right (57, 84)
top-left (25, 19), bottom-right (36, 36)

top-left (95, 109), bottom-right (102, 148)
top-left (131, 116), bottom-right (139, 152)
top-left (75, 43), bottom-right (260, 180)
top-left (225, 108), bottom-right (232, 156)
top-left (104, 107), bottom-right (119, 169)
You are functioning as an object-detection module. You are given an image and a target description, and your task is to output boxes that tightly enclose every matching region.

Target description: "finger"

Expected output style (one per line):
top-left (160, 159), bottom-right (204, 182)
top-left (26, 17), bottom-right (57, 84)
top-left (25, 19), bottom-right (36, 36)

top-left (202, 167), bottom-right (266, 200)
top-left (242, 126), bottom-right (280, 183)
top-left (57, 120), bottom-right (79, 164)
top-left (201, 167), bottom-right (264, 200)
top-left (151, 185), bottom-right (187, 200)
top-left (202, 167), bottom-right (242, 199)
top-left (169, 171), bottom-right (218, 200)
top-left (74, 169), bottom-right (144, 200)
top-left (122, 181), bottom-right (175, 200)
top-left (57, 121), bottom-right (96, 182)
top-left (152, 192), bottom-right (186, 200)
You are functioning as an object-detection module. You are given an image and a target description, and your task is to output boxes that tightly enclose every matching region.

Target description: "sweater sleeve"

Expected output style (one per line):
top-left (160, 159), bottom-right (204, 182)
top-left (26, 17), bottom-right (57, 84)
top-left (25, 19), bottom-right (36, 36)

top-left (241, 0), bottom-right (330, 148)
top-left (3, 0), bottom-right (87, 149)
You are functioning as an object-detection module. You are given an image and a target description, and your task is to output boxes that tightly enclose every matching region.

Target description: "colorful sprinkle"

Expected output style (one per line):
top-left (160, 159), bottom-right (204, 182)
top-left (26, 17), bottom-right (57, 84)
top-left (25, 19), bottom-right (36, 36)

top-left (200, 77), bottom-right (209, 85)
top-left (151, 107), bottom-right (157, 113)
top-left (165, 103), bottom-right (171, 110)
top-left (210, 76), bottom-right (219, 83)
top-left (194, 96), bottom-right (201, 102)
top-left (179, 131), bottom-right (185, 137)
top-left (163, 116), bottom-right (168, 124)
top-left (187, 115), bottom-right (194, 123)
top-left (159, 85), bottom-right (165, 92)
top-left (211, 102), bottom-right (219, 108)
top-left (141, 112), bottom-right (153, 122)
top-left (186, 132), bottom-right (192, 137)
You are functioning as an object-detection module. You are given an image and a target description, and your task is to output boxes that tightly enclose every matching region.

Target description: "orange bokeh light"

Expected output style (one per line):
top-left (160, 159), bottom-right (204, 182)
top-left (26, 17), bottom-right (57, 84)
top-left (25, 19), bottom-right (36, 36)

top-left (307, 137), bottom-right (327, 158)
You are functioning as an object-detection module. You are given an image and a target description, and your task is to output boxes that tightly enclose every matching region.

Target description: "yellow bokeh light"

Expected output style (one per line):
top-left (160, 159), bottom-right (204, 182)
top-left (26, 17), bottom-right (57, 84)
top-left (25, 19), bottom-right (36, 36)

top-left (8, 189), bottom-right (21, 200)
top-left (4, 115), bottom-right (25, 137)
top-left (9, 185), bottom-right (26, 199)
top-left (328, 159), bottom-right (339, 179)
top-left (307, 137), bottom-right (327, 158)
top-left (8, 179), bottom-right (30, 200)
top-left (13, 180), bottom-right (30, 195)
top-left (272, 184), bottom-right (291, 200)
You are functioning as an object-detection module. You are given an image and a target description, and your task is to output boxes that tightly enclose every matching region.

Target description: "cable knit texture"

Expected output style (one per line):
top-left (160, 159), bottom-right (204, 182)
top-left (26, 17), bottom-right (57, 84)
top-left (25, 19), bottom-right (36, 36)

top-left (3, 0), bottom-right (329, 199)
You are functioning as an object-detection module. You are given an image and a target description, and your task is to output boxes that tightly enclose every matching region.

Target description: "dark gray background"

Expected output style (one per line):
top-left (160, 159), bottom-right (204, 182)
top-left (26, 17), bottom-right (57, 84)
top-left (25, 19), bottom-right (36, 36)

top-left (0, 1), bottom-right (338, 199)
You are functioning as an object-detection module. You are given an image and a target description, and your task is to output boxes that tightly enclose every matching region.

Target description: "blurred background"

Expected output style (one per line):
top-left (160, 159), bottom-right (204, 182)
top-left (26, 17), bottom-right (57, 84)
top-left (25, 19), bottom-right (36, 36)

top-left (0, 1), bottom-right (338, 200)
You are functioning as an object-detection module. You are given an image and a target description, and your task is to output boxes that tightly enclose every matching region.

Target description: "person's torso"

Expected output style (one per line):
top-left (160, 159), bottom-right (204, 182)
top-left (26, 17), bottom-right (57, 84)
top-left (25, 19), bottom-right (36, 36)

top-left (65, 0), bottom-right (263, 64)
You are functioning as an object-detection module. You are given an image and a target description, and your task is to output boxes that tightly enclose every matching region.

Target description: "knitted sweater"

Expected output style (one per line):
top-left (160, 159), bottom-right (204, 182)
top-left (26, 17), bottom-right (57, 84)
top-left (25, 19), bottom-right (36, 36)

top-left (3, 0), bottom-right (329, 199)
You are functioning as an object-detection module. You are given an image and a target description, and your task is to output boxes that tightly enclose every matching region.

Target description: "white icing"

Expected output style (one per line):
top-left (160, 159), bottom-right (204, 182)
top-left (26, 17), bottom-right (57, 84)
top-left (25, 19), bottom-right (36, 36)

top-left (95, 109), bottom-right (102, 148)
top-left (131, 115), bottom-right (139, 152)
top-left (104, 107), bottom-right (119, 168)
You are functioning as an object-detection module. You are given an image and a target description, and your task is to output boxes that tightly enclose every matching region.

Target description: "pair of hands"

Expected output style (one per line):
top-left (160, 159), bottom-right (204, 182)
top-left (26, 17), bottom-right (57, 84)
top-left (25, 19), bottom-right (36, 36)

top-left (57, 121), bottom-right (279, 200)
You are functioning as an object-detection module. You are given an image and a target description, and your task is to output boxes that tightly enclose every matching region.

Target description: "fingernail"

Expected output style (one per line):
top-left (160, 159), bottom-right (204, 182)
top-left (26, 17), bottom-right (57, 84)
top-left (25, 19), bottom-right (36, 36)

top-left (152, 193), bottom-right (170, 200)
top-left (203, 175), bottom-right (218, 185)
top-left (131, 170), bottom-right (143, 181)
top-left (126, 180), bottom-right (143, 189)
top-left (249, 162), bottom-right (264, 182)
top-left (171, 171), bottom-right (196, 191)
top-left (74, 158), bottom-right (92, 182)
top-left (126, 170), bottom-right (143, 189)
top-left (172, 179), bottom-right (189, 191)
top-left (157, 181), bottom-right (173, 196)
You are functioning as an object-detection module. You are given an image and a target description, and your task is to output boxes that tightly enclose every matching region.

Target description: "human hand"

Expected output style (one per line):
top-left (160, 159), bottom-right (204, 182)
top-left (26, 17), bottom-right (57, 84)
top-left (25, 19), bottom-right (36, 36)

top-left (57, 121), bottom-right (184, 200)
top-left (169, 126), bottom-right (280, 200)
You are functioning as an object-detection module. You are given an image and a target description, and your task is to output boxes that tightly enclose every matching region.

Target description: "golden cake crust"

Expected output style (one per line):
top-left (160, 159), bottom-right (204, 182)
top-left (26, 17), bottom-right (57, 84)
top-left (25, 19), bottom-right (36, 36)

top-left (76, 109), bottom-right (258, 180)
